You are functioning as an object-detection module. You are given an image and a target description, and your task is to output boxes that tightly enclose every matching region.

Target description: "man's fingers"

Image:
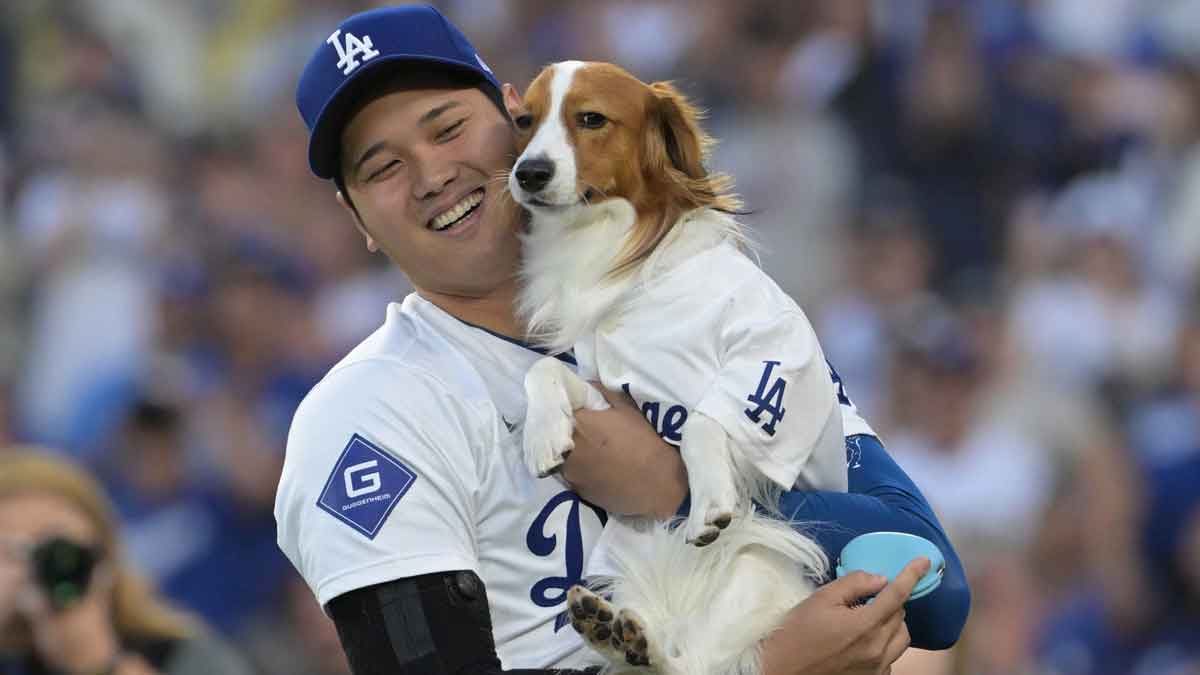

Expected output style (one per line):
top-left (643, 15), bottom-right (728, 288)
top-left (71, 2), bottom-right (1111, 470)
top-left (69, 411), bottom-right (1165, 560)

top-left (865, 557), bottom-right (931, 621)
top-left (880, 610), bottom-right (912, 667)
top-left (820, 570), bottom-right (889, 607)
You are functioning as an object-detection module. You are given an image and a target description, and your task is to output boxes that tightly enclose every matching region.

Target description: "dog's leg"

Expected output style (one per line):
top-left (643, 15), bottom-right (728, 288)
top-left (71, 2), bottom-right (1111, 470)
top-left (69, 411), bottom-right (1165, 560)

top-left (680, 412), bottom-right (740, 546)
top-left (523, 357), bottom-right (610, 478)
top-left (567, 586), bottom-right (654, 668)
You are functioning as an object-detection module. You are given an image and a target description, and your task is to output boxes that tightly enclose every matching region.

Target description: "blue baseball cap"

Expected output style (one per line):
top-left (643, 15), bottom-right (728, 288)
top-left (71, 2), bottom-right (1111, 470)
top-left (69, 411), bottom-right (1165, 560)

top-left (296, 4), bottom-right (502, 180)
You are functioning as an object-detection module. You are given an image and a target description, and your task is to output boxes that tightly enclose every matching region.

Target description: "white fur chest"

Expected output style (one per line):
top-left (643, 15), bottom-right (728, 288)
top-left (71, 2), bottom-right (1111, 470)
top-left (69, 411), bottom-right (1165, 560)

top-left (516, 198), bottom-right (642, 355)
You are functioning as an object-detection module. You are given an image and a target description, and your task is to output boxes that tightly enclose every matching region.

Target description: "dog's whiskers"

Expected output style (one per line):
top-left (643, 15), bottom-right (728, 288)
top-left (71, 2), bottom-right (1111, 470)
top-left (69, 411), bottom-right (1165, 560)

top-left (488, 170), bottom-right (519, 206)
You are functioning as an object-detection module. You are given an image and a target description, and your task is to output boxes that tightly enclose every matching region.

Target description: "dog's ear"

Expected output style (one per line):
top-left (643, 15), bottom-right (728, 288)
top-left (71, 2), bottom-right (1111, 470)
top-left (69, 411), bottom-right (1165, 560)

top-left (646, 81), bottom-right (708, 180)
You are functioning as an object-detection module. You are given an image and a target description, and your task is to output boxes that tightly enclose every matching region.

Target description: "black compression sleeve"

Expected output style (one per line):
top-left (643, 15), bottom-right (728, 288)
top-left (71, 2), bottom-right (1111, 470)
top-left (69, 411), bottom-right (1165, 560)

top-left (325, 571), bottom-right (601, 675)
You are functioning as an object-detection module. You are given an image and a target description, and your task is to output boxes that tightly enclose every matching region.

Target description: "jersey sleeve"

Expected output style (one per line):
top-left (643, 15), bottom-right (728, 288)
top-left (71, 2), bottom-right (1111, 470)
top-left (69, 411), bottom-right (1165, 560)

top-left (275, 359), bottom-right (484, 607)
top-left (692, 283), bottom-right (847, 492)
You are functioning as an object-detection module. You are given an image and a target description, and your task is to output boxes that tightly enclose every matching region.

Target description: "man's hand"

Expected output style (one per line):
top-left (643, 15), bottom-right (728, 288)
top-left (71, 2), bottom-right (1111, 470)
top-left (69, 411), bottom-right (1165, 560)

top-left (565, 386), bottom-right (688, 519)
top-left (760, 557), bottom-right (932, 675)
top-left (11, 562), bottom-right (165, 675)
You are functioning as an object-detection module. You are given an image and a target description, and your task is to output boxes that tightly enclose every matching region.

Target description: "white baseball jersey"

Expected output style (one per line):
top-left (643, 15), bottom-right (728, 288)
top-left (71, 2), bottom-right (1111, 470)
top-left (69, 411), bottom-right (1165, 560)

top-left (275, 294), bottom-right (603, 670)
top-left (572, 235), bottom-right (864, 580)
top-left (574, 238), bottom-right (850, 493)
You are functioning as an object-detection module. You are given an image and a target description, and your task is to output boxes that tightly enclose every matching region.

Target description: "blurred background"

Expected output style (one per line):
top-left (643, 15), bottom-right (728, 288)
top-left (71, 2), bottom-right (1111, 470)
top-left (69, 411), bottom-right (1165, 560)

top-left (0, 0), bottom-right (1198, 673)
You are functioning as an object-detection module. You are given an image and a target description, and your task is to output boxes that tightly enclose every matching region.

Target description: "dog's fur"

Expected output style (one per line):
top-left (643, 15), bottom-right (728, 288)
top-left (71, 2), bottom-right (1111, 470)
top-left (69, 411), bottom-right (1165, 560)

top-left (509, 61), bottom-right (832, 675)
top-left (512, 61), bottom-right (742, 355)
top-left (583, 506), bottom-right (826, 675)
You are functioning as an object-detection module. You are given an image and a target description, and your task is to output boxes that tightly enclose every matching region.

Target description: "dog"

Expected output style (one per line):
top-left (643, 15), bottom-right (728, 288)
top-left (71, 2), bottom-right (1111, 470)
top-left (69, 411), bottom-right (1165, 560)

top-left (508, 61), bottom-right (846, 674)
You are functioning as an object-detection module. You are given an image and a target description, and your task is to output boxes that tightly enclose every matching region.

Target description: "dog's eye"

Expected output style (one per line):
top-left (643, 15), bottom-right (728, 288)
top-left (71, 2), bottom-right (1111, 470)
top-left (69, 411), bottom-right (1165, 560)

top-left (577, 112), bottom-right (608, 129)
top-left (514, 114), bottom-right (534, 131)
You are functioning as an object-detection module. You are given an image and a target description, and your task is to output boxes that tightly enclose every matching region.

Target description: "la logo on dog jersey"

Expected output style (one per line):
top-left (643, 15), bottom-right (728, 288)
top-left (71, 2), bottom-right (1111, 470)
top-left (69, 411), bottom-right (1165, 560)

top-left (317, 434), bottom-right (417, 539)
top-left (326, 29), bottom-right (379, 76)
top-left (744, 360), bottom-right (787, 436)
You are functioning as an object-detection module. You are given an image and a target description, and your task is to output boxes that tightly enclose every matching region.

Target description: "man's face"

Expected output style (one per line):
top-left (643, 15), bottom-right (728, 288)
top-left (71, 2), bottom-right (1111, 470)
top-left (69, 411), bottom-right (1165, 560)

top-left (339, 85), bottom-right (522, 298)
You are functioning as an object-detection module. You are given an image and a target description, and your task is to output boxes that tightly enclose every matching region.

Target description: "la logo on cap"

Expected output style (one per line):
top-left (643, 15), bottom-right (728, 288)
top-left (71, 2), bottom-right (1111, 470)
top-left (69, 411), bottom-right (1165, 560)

top-left (327, 28), bottom-right (380, 76)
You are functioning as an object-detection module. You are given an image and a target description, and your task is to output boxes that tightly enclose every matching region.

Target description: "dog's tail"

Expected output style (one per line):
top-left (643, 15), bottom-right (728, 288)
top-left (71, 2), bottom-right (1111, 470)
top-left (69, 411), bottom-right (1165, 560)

top-left (594, 510), bottom-right (827, 675)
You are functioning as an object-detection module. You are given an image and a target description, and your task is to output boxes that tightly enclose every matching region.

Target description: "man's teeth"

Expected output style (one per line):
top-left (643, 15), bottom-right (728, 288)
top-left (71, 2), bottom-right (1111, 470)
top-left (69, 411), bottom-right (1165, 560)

top-left (431, 190), bottom-right (484, 230)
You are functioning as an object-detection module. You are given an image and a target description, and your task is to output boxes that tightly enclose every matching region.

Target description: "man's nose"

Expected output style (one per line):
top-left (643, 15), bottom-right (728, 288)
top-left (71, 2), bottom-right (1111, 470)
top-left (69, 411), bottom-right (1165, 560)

top-left (514, 157), bottom-right (555, 193)
top-left (412, 155), bottom-right (456, 200)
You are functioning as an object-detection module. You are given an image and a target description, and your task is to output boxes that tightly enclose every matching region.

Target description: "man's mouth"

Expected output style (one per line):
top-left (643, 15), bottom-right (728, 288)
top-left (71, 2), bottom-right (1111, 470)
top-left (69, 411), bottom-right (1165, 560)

top-left (429, 189), bottom-right (485, 231)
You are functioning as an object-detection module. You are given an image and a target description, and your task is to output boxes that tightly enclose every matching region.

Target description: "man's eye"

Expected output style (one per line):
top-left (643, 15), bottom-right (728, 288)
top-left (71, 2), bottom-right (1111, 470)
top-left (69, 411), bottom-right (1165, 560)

top-left (368, 160), bottom-right (401, 181)
top-left (437, 120), bottom-right (465, 140)
top-left (514, 114), bottom-right (534, 131)
top-left (577, 112), bottom-right (607, 129)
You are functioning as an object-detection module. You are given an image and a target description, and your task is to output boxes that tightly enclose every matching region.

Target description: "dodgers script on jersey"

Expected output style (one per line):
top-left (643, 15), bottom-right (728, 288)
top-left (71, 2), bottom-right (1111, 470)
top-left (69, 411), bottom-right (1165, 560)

top-left (275, 294), bottom-right (604, 670)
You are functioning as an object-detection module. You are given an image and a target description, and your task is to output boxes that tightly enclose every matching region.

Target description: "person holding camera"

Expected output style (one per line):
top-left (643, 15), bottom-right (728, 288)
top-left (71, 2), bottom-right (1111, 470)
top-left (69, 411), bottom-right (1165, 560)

top-left (0, 449), bottom-right (255, 675)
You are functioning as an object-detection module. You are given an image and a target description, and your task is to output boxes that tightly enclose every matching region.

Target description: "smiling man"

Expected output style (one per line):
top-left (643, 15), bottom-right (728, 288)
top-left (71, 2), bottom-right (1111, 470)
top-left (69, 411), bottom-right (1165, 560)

top-left (276, 6), bottom-right (963, 675)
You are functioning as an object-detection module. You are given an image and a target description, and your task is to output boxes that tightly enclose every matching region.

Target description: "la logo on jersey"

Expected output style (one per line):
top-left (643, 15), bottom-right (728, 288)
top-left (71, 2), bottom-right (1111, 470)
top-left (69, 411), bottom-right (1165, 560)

top-left (744, 360), bottom-right (787, 436)
top-left (318, 434), bottom-right (417, 539)
top-left (327, 29), bottom-right (380, 76)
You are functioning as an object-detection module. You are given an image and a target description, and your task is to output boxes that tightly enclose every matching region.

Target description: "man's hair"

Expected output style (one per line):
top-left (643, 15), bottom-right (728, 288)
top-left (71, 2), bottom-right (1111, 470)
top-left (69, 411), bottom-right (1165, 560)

top-left (332, 62), bottom-right (508, 213)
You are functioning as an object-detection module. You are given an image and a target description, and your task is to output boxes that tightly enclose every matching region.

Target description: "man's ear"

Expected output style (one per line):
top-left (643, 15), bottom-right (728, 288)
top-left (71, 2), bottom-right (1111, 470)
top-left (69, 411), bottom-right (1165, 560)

top-left (502, 83), bottom-right (523, 120)
top-left (336, 190), bottom-right (378, 253)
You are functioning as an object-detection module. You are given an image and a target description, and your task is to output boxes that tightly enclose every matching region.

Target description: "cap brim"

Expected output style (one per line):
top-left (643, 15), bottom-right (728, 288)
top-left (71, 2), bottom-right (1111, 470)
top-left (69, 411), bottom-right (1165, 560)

top-left (307, 54), bottom-right (500, 180)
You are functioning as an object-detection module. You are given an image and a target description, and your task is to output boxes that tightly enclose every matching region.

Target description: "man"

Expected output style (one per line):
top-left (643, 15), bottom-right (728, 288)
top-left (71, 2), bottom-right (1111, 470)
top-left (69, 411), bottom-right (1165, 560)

top-left (276, 6), bottom-right (967, 675)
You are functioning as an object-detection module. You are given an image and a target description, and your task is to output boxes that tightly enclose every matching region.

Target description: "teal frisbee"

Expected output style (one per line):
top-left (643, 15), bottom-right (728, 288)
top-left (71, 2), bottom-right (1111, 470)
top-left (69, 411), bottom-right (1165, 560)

top-left (836, 532), bottom-right (946, 601)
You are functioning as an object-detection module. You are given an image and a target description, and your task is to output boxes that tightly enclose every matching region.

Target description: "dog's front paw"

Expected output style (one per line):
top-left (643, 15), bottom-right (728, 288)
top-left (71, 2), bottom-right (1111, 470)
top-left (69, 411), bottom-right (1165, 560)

top-left (678, 412), bottom-right (740, 547)
top-left (684, 491), bottom-right (737, 547)
top-left (523, 405), bottom-right (575, 478)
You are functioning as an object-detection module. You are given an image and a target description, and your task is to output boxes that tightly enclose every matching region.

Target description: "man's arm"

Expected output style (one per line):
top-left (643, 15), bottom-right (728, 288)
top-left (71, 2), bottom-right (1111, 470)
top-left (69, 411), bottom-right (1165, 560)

top-left (566, 397), bottom-right (970, 650)
top-left (325, 571), bottom-right (599, 675)
top-left (324, 562), bottom-right (928, 675)
top-left (567, 397), bottom-right (688, 519)
top-left (777, 435), bottom-right (971, 650)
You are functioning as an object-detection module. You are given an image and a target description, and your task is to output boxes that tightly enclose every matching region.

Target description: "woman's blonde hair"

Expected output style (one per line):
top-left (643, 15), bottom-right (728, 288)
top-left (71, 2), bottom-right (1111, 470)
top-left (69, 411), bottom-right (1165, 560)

top-left (0, 447), bottom-right (199, 642)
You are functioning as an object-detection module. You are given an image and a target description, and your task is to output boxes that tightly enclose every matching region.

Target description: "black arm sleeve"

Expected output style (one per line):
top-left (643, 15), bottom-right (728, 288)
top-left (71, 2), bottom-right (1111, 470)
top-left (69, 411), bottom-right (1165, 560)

top-left (325, 570), bottom-right (601, 675)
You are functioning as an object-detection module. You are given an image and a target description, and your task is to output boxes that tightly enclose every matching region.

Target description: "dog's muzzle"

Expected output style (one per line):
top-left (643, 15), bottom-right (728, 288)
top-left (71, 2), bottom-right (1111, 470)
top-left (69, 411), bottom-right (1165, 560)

top-left (514, 157), bottom-right (555, 194)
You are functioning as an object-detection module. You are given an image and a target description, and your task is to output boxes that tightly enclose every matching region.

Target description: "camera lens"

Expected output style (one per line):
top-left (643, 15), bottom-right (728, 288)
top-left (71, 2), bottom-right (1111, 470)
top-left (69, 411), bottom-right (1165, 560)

top-left (31, 537), bottom-right (99, 611)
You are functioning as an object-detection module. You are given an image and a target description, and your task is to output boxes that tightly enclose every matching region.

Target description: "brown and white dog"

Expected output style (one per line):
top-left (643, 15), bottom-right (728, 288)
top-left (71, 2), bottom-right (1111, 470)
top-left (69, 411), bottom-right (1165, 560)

top-left (508, 61), bottom-right (845, 675)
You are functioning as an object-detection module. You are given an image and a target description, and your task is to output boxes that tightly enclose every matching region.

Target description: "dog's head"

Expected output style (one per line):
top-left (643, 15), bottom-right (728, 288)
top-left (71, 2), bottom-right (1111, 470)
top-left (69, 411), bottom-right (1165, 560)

top-left (508, 61), bottom-right (739, 274)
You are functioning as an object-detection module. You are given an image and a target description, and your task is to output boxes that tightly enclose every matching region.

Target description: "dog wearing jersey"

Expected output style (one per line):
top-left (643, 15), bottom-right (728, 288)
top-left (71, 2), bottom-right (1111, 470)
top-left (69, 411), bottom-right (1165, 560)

top-left (508, 61), bottom-right (845, 675)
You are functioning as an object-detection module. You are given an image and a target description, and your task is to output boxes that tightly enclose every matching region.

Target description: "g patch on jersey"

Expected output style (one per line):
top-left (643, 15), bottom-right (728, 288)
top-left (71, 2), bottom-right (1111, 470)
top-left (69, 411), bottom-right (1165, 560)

top-left (317, 434), bottom-right (417, 539)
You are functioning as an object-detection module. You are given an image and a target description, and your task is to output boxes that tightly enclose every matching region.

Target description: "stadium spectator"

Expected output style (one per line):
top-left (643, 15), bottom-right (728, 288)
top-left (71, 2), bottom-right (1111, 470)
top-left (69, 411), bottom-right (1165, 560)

top-left (100, 395), bottom-right (292, 636)
top-left (244, 575), bottom-right (352, 675)
top-left (0, 449), bottom-right (255, 675)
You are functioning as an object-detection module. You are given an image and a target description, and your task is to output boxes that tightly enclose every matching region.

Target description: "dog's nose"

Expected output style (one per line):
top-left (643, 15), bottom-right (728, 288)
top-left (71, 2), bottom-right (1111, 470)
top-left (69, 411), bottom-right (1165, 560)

top-left (514, 158), bottom-right (555, 193)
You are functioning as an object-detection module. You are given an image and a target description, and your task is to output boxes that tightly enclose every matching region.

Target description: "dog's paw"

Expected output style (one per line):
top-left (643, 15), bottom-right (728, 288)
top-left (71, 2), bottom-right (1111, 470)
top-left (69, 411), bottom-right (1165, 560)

top-left (567, 586), bottom-right (625, 662)
top-left (522, 406), bottom-right (575, 478)
top-left (684, 497), bottom-right (736, 547)
top-left (616, 608), bottom-right (652, 668)
top-left (684, 515), bottom-right (721, 547)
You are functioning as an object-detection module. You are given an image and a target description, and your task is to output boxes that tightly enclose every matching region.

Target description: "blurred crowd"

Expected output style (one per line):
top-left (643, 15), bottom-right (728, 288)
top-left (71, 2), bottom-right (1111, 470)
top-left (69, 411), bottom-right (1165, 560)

top-left (0, 1), bottom-right (1199, 673)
